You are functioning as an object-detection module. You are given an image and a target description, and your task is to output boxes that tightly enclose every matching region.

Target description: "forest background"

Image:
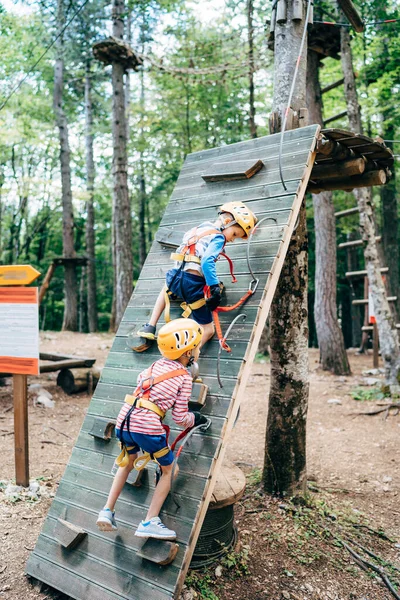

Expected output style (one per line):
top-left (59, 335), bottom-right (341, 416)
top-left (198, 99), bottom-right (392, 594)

top-left (0, 0), bottom-right (398, 350)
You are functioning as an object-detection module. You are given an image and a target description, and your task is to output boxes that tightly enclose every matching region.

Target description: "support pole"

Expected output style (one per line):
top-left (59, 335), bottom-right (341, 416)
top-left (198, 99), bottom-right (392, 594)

top-left (337, 0), bottom-right (364, 32)
top-left (13, 374), bottom-right (29, 487)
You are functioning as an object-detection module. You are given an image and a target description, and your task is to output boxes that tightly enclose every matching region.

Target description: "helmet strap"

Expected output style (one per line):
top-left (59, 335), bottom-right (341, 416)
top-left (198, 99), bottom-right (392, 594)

top-left (187, 354), bottom-right (195, 367)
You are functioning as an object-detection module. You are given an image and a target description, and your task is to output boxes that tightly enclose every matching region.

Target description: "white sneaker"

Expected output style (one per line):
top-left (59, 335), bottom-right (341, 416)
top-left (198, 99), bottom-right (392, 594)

top-left (135, 516), bottom-right (176, 540)
top-left (96, 508), bottom-right (117, 531)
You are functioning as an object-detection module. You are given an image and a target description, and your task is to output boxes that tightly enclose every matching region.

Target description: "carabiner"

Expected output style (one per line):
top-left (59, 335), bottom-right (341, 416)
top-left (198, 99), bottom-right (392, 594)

top-left (140, 375), bottom-right (155, 393)
top-left (249, 278), bottom-right (259, 294)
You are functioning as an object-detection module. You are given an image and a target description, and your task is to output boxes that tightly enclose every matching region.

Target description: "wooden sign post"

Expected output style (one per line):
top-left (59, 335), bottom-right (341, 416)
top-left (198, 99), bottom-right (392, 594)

top-left (0, 265), bottom-right (41, 487)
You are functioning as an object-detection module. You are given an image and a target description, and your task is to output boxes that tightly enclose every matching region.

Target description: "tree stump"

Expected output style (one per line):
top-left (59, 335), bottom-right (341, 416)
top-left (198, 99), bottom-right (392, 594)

top-left (57, 367), bottom-right (100, 395)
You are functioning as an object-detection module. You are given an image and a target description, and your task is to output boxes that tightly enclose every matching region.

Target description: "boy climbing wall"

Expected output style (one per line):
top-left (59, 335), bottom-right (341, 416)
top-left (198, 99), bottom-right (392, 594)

top-left (132, 201), bottom-right (257, 352)
top-left (96, 318), bottom-right (209, 540)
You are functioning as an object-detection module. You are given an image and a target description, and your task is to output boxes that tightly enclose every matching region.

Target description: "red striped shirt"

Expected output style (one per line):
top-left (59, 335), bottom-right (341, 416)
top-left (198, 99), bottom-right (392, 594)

top-left (116, 358), bottom-right (194, 435)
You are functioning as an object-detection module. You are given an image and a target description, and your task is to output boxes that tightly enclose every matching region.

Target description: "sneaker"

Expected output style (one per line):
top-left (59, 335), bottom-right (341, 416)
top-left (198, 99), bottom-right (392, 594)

top-left (96, 508), bottom-right (117, 531)
top-left (131, 324), bottom-right (157, 353)
top-left (135, 517), bottom-right (176, 540)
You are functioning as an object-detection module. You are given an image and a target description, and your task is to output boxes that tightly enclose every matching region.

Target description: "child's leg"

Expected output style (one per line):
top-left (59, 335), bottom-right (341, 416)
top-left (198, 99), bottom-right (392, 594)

top-left (148, 287), bottom-right (166, 327)
top-left (104, 452), bottom-right (138, 511)
top-left (145, 463), bottom-right (179, 520)
top-left (200, 321), bottom-right (215, 346)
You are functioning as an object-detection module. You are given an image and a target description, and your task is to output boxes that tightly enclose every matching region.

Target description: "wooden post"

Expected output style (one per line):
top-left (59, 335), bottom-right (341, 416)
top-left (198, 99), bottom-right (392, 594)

top-left (373, 322), bottom-right (379, 368)
top-left (337, 0), bottom-right (364, 32)
top-left (13, 374), bottom-right (29, 486)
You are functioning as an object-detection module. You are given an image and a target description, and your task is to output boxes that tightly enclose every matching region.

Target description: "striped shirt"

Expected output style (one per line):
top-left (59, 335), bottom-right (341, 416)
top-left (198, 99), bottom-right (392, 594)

top-left (116, 358), bottom-right (194, 436)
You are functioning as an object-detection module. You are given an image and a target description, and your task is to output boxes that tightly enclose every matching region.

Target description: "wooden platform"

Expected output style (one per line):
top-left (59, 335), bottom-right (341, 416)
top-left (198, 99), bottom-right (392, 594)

top-left (308, 129), bottom-right (394, 194)
top-left (26, 125), bottom-right (321, 600)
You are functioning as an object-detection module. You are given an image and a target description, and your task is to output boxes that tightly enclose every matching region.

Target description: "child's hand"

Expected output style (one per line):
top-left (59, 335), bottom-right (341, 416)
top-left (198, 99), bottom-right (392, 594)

top-left (206, 284), bottom-right (222, 311)
top-left (192, 411), bottom-right (209, 427)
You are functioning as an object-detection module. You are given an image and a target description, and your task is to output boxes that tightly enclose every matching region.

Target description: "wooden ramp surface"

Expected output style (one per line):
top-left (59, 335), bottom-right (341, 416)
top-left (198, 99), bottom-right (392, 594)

top-left (26, 124), bottom-right (320, 600)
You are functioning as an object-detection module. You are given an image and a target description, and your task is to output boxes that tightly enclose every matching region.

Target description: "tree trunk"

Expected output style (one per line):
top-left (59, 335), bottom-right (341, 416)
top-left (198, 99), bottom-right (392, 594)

top-left (85, 62), bottom-right (98, 332)
top-left (112, 0), bottom-right (133, 327)
top-left (341, 24), bottom-right (400, 390)
top-left (54, 0), bottom-right (77, 331)
top-left (380, 132), bottom-right (399, 321)
top-left (263, 1), bottom-right (309, 497)
top-left (306, 49), bottom-right (350, 375)
top-left (247, 0), bottom-right (257, 139)
top-left (138, 66), bottom-right (147, 267)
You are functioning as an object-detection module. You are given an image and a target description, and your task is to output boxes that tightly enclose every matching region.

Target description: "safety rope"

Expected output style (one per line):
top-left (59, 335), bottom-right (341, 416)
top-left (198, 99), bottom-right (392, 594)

top-left (277, 0), bottom-right (314, 192)
top-left (217, 314), bottom-right (247, 388)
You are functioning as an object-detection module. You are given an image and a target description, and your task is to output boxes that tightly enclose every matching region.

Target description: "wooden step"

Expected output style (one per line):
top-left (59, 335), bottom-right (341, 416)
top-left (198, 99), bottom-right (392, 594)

top-left (362, 324), bottom-right (400, 331)
top-left (338, 236), bottom-right (381, 249)
top-left (334, 206), bottom-right (359, 218)
top-left (352, 296), bottom-right (396, 305)
top-left (346, 267), bottom-right (389, 278)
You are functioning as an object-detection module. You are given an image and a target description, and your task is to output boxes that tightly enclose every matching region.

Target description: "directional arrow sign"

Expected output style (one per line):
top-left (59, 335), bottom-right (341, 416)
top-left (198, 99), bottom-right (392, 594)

top-left (0, 265), bottom-right (41, 286)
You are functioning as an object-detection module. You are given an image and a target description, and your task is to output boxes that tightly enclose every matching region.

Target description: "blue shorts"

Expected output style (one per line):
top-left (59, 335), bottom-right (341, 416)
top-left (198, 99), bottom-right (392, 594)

top-left (166, 268), bottom-right (212, 325)
top-left (115, 428), bottom-right (174, 466)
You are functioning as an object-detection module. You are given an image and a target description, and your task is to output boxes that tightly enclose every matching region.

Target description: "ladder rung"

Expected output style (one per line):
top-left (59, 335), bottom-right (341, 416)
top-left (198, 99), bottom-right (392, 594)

top-left (346, 267), bottom-right (389, 278)
top-left (362, 324), bottom-right (400, 331)
top-left (352, 296), bottom-right (397, 305)
top-left (335, 206), bottom-right (360, 218)
top-left (338, 236), bottom-right (381, 249)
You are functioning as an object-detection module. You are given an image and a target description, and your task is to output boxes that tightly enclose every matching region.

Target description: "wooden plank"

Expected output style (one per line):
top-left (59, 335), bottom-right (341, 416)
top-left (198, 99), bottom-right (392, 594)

top-left (335, 206), bottom-right (360, 218)
top-left (323, 110), bottom-right (348, 126)
top-left (183, 125), bottom-right (319, 165)
top-left (321, 78), bottom-right (345, 94)
top-left (362, 324), bottom-right (400, 331)
top-left (202, 159), bottom-right (264, 182)
top-left (338, 236), bottom-right (380, 249)
top-left (352, 297), bottom-right (396, 306)
top-left (337, 0), bottom-right (364, 32)
top-left (346, 267), bottom-right (389, 278)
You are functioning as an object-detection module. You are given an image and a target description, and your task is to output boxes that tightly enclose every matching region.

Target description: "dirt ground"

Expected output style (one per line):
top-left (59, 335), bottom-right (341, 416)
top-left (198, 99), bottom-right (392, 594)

top-left (0, 332), bottom-right (399, 600)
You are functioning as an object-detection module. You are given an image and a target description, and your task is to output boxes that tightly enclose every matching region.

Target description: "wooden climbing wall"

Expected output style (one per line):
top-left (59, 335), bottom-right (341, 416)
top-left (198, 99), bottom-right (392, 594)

top-left (26, 124), bottom-right (320, 600)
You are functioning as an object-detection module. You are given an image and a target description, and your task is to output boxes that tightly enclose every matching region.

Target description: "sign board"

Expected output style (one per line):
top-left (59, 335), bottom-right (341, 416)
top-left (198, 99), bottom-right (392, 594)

top-left (0, 264), bottom-right (41, 286)
top-left (0, 287), bottom-right (40, 375)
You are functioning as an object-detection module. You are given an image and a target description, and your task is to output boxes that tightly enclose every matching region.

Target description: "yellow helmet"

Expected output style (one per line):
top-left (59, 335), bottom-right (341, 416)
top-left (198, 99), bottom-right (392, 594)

top-left (218, 201), bottom-right (257, 238)
top-left (157, 318), bottom-right (203, 360)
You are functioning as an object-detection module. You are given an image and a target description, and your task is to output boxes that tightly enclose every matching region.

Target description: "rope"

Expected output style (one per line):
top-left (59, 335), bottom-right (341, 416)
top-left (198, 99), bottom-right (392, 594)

top-left (0, 0), bottom-right (91, 112)
top-left (278, 0), bottom-right (314, 191)
top-left (313, 18), bottom-right (400, 28)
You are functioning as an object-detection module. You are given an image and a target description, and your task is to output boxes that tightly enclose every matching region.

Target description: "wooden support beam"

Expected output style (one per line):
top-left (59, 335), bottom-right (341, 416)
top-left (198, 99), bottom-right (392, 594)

top-left (38, 262), bottom-right (57, 304)
top-left (346, 267), bottom-right (389, 278)
top-left (335, 206), bottom-right (360, 218)
top-left (337, 0), bottom-right (365, 32)
top-left (54, 519), bottom-right (87, 550)
top-left (316, 136), bottom-right (353, 161)
top-left (56, 367), bottom-right (100, 394)
top-left (312, 157), bottom-right (365, 180)
top-left (13, 374), bottom-right (29, 487)
top-left (323, 110), bottom-right (348, 126)
top-left (137, 539), bottom-right (179, 565)
top-left (309, 170), bottom-right (387, 194)
top-left (321, 78), bottom-right (345, 94)
top-left (352, 296), bottom-right (396, 305)
top-left (373, 322), bottom-right (379, 368)
top-left (338, 236), bottom-right (381, 249)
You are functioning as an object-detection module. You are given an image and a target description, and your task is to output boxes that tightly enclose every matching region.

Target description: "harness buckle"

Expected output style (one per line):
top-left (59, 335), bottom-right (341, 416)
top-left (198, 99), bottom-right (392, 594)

top-left (140, 375), bottom-right (155, 393)
top-left (249, 278), bottom-right (259, 294)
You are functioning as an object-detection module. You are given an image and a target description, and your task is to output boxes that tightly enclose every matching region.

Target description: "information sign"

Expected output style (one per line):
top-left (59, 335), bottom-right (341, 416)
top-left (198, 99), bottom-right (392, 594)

top-left (0, 287), bottom-right (40, 375)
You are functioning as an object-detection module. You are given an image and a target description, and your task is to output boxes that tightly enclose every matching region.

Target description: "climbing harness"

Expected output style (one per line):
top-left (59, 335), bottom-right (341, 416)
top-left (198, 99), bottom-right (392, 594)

top-left (115, 364), bottom-right (187, 469)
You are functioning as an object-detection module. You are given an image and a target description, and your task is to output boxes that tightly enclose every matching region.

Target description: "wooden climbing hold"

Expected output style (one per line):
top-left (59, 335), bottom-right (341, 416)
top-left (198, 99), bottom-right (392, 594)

top-left (54, 519), bottom-right (87, 550)
top-left (202, 159), bottom-right (264, 182)
top-left (137, 539), bottom-right (179, 565)
top-left (88, 418), bottom-right (116, 441)
top-left (189, 382), bottom-right (208, 409)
